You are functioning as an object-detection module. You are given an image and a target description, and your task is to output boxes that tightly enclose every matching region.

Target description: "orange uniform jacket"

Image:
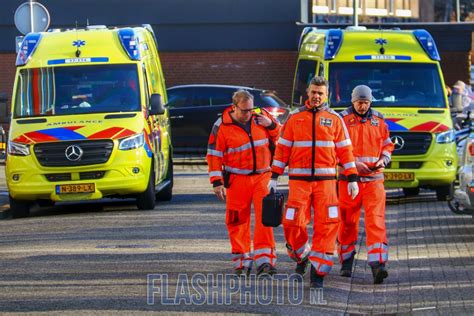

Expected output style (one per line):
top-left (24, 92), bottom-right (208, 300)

top-left (339, 107), bottom-right (394, 181)
top-left (271, 102), bottom-right (357, 181)
top-left (207, 107), bottom-right (281, 184)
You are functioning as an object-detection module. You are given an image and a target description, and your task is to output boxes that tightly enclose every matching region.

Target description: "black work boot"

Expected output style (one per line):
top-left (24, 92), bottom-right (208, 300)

top-left (235, 266), bottom-right (251, 277)
top-left (295, 257), bottom-right (309, 275)
top-left (310, 264), bottom-right (324, 289)
top-left (340, 253), bottom-right (355, 277)
top-left (257, 263), bottom-right (277, 276)
top-left (371, 263), bottom-right (388, 284)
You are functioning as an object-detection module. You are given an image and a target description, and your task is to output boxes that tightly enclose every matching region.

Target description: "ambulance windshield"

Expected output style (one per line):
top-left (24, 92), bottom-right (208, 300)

top-left (14, 64), bottom-right (141, 118)
top-left (328, 62), bottom-right (446, 108)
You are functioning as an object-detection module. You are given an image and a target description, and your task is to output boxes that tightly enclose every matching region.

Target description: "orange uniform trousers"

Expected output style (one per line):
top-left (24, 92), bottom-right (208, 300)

top-left (283, 179), bottom-right (339, 276)
top-left (338, 180), bottom-right (388, 265)
top-left (226, 172), bottom-right (276, 270)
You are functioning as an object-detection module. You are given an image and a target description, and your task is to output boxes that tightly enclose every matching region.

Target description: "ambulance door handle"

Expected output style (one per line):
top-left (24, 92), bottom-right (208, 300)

top-left (170, 115), bottom-right (184, 119)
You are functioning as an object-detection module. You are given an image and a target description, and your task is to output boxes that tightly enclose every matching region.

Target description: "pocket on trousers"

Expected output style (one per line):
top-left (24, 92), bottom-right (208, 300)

top-left (282, 201), bottom-right (305, 227)
top-left (226, 209), bottom-right (243, 226)
top-left (326, 204), bottom-right (340, 223)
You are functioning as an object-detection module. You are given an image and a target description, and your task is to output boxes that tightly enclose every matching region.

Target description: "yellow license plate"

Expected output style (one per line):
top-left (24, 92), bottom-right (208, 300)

top-left (56, 183), bottom-right (95, 194)
top-left (384, 172), bottom-right (414, 181)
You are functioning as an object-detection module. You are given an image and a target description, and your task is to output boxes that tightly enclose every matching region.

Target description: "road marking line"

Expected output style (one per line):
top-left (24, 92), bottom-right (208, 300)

top-left (411, 285), bottom-right (434, 289)
top-left (409, 255), bottom-right (428, 259)
top-left (412, 306), bottom-right (436, 311)
top-left (409, 267), bottom-right (431, 271)
top-left (408, 244), bottom-right (426, 248)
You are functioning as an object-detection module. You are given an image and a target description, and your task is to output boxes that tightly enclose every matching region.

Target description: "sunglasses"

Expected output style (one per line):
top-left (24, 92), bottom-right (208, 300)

top-left (234, 104), bottom-right (256, 113)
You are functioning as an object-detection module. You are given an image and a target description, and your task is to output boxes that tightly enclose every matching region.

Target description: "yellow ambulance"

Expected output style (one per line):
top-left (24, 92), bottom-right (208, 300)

top-left (293, 27), bottom-right (456, 200)
top-left (7, 24), bottom-right (173, 218)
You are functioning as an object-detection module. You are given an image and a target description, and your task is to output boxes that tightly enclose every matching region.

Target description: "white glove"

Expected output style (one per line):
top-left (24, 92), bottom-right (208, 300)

top-left (348, 181), bottom-right (359, 200)
top-left (267, 179), bottom-right (278, 193)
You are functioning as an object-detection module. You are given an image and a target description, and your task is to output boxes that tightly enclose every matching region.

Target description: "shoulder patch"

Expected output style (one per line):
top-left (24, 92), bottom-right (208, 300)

top-left (340, 107), bottom-right (353, 117)
top-left (290, 106), bottom-right (307, 115)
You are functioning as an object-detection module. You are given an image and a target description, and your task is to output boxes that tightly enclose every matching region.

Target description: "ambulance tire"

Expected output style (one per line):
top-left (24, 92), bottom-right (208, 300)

top-left (403, 187), bottom-right (420, 197)
top-left (436, 184), bottom-right (453, 202)
top-left (136, 170), bottom-right (156, 210)
top-left (156, 155), bottom-right (173, 201)
top-left (9, 196), bottom-right (31, 219)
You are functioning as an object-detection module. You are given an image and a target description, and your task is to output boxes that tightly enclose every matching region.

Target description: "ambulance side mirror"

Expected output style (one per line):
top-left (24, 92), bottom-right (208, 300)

top-left (149, 93), bottom-right (165, 115)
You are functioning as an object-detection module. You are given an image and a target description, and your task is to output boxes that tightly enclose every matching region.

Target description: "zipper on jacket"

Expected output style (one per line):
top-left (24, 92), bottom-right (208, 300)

top-left (233, 122), bottom-right (257, 174)
top-left (311, 109), bottom-right (316, 177)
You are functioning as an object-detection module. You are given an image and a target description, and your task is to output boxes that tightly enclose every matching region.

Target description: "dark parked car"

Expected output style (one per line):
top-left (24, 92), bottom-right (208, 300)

top-left (167, 84), bottom-right (290, 155)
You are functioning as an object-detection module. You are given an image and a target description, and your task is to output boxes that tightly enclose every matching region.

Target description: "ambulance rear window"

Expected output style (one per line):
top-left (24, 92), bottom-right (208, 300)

top-left (14, 64), bottom-right (141, 118)
top-left (328, 62), bottom-right (446, 108)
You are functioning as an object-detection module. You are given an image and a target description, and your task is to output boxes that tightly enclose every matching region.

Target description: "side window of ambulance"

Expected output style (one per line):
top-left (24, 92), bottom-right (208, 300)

top-left (292, 59), bottom-right (317, 106)
top-left (167, 88), bottom-right (193, 109)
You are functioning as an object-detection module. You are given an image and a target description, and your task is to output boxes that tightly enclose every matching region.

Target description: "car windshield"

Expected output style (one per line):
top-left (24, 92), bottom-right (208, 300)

top-left (328, 62), bottom-right (446, 108)
top-left (14, 64), bottom-right (141, 118)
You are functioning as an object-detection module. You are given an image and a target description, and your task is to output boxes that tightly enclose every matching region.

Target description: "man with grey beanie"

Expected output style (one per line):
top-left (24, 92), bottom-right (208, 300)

top-left (337, 85), bottom-right (394, 284)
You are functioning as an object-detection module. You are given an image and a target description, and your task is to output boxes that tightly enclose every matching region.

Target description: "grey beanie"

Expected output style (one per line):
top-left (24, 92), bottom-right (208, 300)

top-left (351, 85), bottom-right (373, 102)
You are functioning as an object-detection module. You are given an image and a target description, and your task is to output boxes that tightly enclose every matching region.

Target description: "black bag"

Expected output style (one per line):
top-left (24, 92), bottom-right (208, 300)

top-left (262, 189), bottom-right (284, 227)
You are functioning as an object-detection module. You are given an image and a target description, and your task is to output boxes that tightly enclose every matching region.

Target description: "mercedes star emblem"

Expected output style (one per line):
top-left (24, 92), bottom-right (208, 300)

top-left (390, 135), bottom-right (405, 151)
top-left (65, 145), bottom-right (84, 161)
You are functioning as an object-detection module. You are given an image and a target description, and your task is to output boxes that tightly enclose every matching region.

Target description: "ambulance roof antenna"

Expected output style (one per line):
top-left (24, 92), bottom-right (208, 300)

top-left (74, 20), bottom-right (81, 57)
top-left (86, 18), bottom-right (89, 27)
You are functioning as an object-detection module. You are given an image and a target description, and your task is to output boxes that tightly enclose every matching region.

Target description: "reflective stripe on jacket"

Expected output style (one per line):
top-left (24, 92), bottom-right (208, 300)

top-left (271, 101), bottom-right (357, 180)
top-left (339, 107), bottom-right (394, 180)
top-left (207, 107), bottom-right (281, 184)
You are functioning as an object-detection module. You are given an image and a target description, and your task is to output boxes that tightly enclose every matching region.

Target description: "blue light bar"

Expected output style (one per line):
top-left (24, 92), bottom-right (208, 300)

top-left (16, 33), bottom-right (42, 66)
top-left (413, 29), bottom-right (440, 61)
top-left (324, 29), bottom-right (343, 60)
top-left (297, 27), bottom-right (313, 52)
top-left (118, 28), bottom-right (140, 60)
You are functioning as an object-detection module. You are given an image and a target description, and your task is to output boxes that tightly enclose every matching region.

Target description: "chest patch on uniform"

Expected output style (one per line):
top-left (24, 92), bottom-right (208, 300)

top-left (348, 117), bottom-right (357, 126)
top-left (320, 117), bottom-right (333, 127)
top-left (370, 118), bottom-right (379, 126)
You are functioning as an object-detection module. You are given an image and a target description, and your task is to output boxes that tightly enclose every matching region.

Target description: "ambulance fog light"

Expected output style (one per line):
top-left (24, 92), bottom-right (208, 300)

top-left (132, 167), bottom-right (140, 174)
top-left (12, 174), bottom-right (20, 181)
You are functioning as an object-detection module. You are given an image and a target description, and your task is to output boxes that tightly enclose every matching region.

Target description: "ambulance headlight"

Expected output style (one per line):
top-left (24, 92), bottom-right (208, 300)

top-left (436, 129), bottom-right (455, 144)
top-left (8, 141), bottom-right (30, 156)
top-left (119, 132), bottom-right (145, 150)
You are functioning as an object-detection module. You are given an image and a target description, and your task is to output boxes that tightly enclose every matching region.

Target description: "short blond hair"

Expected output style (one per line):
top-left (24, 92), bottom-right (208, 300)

top-left (232, 90), bottom-right (254, 105)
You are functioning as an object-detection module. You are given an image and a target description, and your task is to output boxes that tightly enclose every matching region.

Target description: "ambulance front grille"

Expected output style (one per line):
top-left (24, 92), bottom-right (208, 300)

top-left (34, 140), bottom-right (114, 167)
top-left (389, 132), bottom-right (432, 156)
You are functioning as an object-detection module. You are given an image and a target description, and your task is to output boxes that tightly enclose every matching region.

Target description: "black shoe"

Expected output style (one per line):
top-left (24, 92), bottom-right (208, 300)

top-left (371, 263), bottom-right (388, 284)
top-left (340, 254), bottom-right (355, 277)
top-left (235, 267), bottom-right (251, 277)
top-left (310, 264), bottom-right (324, 289)
top-left (295, 258), bottom-right (309, 275)
top-left (257, 263), bottom-right (277, 276)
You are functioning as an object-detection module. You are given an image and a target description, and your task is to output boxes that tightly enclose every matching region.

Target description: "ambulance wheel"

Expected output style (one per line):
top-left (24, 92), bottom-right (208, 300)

top-left (136, 170), bottom-right (156, 210)
top-left (436, 184), bottom-right (453, 202)
top-left (156, 155), bottom-right (173, 202)
top-left (403, 187), bottom-right (420, 197)
top-left (9, 196), bottom-right (31, 219)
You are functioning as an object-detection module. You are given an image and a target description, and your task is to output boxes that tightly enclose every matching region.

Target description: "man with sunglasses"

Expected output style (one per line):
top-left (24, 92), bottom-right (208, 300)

top-left (207, 90), bottom-right (281, 276)
top-left (337, 85), bottom-right (394, 284)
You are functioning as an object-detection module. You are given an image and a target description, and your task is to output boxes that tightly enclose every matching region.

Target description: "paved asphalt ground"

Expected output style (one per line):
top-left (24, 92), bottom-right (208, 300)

top-left (0, 163), bottom-right (473, 314)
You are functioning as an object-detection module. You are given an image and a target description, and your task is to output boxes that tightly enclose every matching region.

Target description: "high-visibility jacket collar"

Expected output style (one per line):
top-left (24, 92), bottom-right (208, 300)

top-left (304, 99), bottom-right (328, 112)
